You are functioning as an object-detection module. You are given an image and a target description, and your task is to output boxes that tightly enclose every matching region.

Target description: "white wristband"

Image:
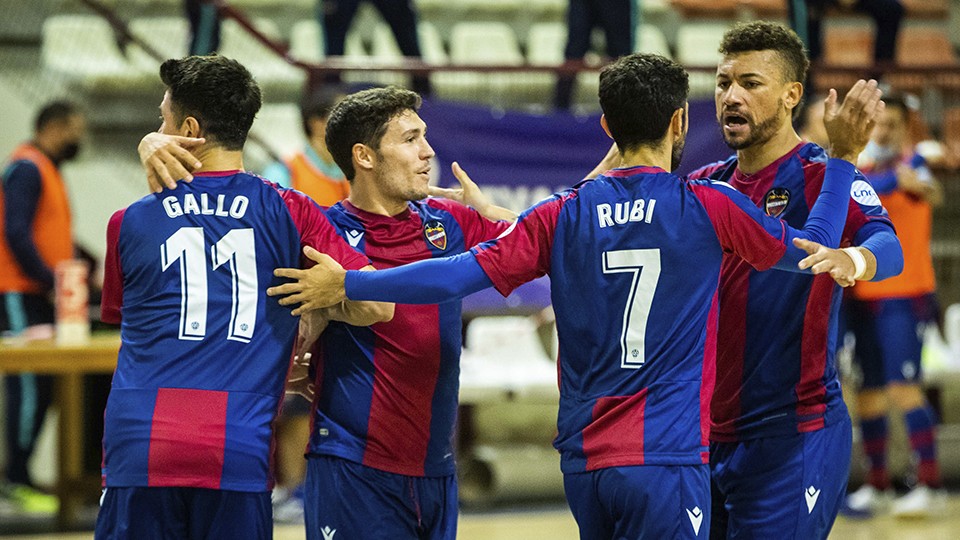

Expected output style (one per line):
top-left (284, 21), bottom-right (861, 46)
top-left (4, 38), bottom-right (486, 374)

top-left (841, 247), bottom-right (867, 280)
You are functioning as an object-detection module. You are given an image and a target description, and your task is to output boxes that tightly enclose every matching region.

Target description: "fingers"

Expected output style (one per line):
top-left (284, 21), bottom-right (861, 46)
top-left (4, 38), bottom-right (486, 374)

top-left (172, 135), bottom-right (206, 147)
top-left (168, 144), bottom-right (203, 172)
top-left (823, 88), bottom-right (838, 119)
top-left (266, 282), bottom-right (303, 297)
top-left (158, 148), bottom-right (194, 183)
top-left (272, 267), bottom-right (307, 280)
top-left (303, 246), bottom-right (327, 264)
top-left (792, 237), bottom-right (821, 256)
top-left (147, 154), bottom-right (178, 191)
top-left (427, 186), bottom-right (459, 199)
top-left (452, 161), bottom-right (476, 187)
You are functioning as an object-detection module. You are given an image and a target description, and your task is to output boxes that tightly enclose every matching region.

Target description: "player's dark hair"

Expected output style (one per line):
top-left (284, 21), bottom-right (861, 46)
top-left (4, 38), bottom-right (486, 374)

top-left (301, 86), bottom-right (345, 138)
top-left (325, 86), bottom-right (422, 181)
top-left (159, 55), bottom-right (262, 151)
top-left (598, 53), bottom-right (689, 153)
top-left (720, 21), bottom-right (810, 85)
top-left (35, 100), bottom-right (80, 133)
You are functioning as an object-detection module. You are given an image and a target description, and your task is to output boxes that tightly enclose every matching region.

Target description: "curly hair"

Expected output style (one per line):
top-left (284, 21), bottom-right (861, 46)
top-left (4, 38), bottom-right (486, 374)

top-left (160, 55), bottom-right (262, 151)
top-left (325, 86), bottom-right (422, 180)
top-left (598, 53), bottom-right (689, 152)
top-left (719, 21), bottom-right (810, 85)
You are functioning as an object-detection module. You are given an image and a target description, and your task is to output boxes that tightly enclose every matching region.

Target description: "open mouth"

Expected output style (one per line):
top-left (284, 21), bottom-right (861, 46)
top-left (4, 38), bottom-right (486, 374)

top-left (723, 112), bottom-right (749, 130)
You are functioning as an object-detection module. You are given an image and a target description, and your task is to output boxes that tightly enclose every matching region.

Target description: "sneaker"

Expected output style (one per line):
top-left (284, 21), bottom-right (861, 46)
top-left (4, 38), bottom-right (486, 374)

top-left (891, 485), bottom-right (947, 519)
top-left (1, 483), bottom-right (59, 515)
top-left (841, 484), bottom-right (892, 517)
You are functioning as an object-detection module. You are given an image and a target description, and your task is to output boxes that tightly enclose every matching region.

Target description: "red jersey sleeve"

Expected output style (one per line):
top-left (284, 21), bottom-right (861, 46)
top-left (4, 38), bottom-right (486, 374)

top-left (470, 193), bottom-right (570, 297)
top-left (689, 182), bottom-right (787, 271)
top-left (101, 208), bottom-right (126, 324)
top-left (425, 198), bottom-right (512, 248)
top-left (281, 190), bottom-right (370, 271)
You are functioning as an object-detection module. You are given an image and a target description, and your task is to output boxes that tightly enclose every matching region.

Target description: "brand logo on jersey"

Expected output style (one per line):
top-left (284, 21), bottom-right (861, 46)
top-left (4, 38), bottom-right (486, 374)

top-left (424, 220), bottom-right (447, 250)
top-left (902, 361), bottom-right (917, 380)
top-left (851, 180), bottom-right (881, 206)
top-left (686, 506), bottom-right (703, 535)
top-left (805, 485), bottom-right (821, 513)
top-left (346, 229), bottom-right (364, 247)
top-left (321, 526), bottom-right (337, 540)
top-left (763, 188), bottom-right (790, 217)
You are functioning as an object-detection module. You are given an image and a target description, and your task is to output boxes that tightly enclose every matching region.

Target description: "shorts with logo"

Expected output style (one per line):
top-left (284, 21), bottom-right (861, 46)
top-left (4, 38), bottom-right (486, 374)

top-left (847, 294), bottom-right (938, 389)
top-left (709, 413), bottom-right (852, 540)
top-left (563, 464), bottom-right (710, 540)
top-left (304, 454), bottom-right (457, 540)
top-left (95, 486), bottom-right (272, 540)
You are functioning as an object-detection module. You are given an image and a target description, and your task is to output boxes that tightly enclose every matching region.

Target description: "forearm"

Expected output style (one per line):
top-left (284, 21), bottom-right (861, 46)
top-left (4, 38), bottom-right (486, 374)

top-left (325, 299), bottom-right (394, 326)
top-left (800, 158), bottom-right (856, 247)
top-left (345, 252), bottom-right (493, 304)
top-left (857, 228), bottom-right (903, 281)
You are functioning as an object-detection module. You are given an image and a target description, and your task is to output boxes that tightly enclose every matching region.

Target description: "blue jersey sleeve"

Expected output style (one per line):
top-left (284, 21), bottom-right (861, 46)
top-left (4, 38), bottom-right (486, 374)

top-left (3, 160), bottom-right (55, 289)
top-left (345, 252), bottom-right (493, 303)
top-left (854, 220), bottom-right (903, 281)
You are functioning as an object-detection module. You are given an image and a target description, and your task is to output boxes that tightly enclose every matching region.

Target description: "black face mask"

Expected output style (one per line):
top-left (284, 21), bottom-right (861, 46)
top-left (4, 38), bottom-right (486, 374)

top-left (58, 141), bottom-right (81, 162)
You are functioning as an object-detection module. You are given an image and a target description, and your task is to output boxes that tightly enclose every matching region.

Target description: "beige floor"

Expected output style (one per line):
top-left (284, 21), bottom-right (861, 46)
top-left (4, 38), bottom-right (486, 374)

top-left (6, 498), bottom-right (960, 540)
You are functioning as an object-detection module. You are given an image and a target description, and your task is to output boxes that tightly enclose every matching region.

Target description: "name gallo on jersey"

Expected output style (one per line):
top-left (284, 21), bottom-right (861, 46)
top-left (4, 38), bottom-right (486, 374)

top-left (597, 199), bottom-right (657, 228)
top-left (162, 193), bottom-right (249, 219)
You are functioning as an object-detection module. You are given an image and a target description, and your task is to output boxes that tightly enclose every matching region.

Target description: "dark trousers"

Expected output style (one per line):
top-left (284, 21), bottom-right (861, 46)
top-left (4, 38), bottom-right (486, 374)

top-left (185, 0), bottom-right (221, 55)
top-left (2, 293), bottom-right (55, 486)
top-left (555, 0), bottom-right (634, 109)
top-left (320, 0), bottom-right (431, 95)
top-left (788, 0), bottom-right (904, 63)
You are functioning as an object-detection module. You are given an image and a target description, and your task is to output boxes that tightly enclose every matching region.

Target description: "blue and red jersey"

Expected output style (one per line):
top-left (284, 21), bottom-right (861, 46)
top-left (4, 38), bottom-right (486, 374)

top-left (310, 198), bottom-right (510, 477)
top-left (470, 164), bottom-right (848, 473)
top-left (100, 171), bottom-right (369, 492)
top-left (688, 143), bottom-right (894, 442)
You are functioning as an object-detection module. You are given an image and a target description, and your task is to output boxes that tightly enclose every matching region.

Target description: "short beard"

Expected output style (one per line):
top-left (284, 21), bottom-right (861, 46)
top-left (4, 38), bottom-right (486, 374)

top-left (722, 99), bottom-right (786, 151)
top-left (671, 138), bottom-right (685, 171)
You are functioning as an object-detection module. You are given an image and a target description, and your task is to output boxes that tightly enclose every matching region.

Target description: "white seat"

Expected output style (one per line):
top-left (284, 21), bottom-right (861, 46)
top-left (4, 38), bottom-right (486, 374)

top-left (249, 103), bottom-right (306, 162)
top-left (41, 15), bottom-right (148, 92)
top-left (676, 22), bottom-right (729, 96)
top-left (220, 18), bottom-right (305, 97)
top-left (290, 19), bottom-right (325, 62)
top-left (128, 17), bottom-right (190, 76)
top-left (636, 24), bottom-right (671, 58)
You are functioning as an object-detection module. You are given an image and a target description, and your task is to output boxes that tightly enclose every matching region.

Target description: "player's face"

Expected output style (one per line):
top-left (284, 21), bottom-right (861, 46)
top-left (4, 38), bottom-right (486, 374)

top-left (158, 90), bottom-right (189, 137)
top-left (872, 105), bottom-right (907, 150)
top-left (715, 51), bottom-right (795, 150)
top-left (372, 110), bottom-right (435, 202)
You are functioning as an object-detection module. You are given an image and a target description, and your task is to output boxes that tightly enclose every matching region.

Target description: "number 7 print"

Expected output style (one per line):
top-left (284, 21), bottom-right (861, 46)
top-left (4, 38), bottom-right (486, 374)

top-left (602, 249), bottom-right (661, 369)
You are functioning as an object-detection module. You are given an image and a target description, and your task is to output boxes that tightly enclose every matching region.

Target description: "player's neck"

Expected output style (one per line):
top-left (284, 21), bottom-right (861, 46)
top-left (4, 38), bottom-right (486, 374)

top-left (193, 148), bottom-right (244, 174)
top-left (736, 125), bottom-right (802, 175)
top-left (346, 177), bottom-right (408, 217)
top-left (619, 145), bottom-right (672, 172)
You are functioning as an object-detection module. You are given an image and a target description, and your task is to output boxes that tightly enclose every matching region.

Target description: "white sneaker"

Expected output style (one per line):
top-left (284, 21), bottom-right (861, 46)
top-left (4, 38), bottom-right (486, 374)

top-left (891, 485), bottom-right (947, 519)
top-left (842, 484), bottom-right (892, 517)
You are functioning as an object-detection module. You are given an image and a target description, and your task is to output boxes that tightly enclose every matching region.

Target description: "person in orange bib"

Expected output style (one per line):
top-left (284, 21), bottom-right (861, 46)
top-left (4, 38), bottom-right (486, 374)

top-left (842, 93), bottom-right (946, 518)
top-left (262, 88), bottom-right (350, 207)
top-left (0, 101), bottom-right (85, 514)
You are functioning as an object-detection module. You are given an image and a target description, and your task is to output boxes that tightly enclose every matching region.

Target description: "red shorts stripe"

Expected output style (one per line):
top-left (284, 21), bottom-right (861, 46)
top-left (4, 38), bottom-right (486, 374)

top-left (148, 388), bottom-right (228, 488)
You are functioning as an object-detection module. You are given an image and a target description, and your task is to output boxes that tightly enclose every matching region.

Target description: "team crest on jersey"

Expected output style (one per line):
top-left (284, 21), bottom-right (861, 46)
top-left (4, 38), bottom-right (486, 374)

top-left (424, 220), bottom-right (447, 250)
top-left (764, 188), bottom-right (790, 217)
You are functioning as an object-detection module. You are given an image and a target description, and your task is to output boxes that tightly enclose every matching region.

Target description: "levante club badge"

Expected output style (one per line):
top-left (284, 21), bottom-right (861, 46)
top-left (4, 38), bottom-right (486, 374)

top-left (764, 188), bottom-right (790, 217)
top-left (424, 220), bottom-right (447, 250)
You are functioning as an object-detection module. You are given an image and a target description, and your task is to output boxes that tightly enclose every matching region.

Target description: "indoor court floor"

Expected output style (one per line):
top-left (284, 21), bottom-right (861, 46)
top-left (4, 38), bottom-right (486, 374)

top-left (5, 496), bottom-right (960, 540)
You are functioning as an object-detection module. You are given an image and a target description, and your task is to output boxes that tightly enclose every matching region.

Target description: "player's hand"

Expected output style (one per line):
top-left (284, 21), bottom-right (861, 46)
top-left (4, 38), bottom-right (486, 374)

top-left (428, 162), bottom-right (490, 208)
top-left (285, 351), bottom-right (315, 402)
top-left (823, 79), bottom-right (884, 163)
top-left (268, 246), bottom-right (347, 315)
top-left (794, 238), bottom-right (857, 287)
top-left (138, 132), bottom-right (204, 193)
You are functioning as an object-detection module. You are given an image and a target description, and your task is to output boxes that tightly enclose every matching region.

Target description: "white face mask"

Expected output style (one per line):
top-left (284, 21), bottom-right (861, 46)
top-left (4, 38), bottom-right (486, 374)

top-left (861, 139), bottom-right (899, 166)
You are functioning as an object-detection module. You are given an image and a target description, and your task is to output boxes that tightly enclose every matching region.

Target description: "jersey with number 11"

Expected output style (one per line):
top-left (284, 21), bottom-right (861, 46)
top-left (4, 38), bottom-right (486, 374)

top-left (100, 170), bottom-right (369, 491)
top-left (472, 166), bottom-right (810, 473)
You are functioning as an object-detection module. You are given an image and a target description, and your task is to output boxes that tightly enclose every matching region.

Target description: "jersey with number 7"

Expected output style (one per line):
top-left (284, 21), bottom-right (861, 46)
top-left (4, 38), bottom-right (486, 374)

top-left (100, 170), bottom-right (370, 491)
top-left (471, 163), bottom-right (851, 473)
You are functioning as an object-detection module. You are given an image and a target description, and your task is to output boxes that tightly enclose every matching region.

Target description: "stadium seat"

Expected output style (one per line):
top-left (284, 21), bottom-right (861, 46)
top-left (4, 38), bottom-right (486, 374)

top-left (290, 19), bottom-right (325, 62)
top-left (128, 17), bottom-right (190, 75)
top-left (823, 26), bottom-right (873, 67)
top-left (670, 0), bottom-right (739, 18)
top-left (895, 27), bottom-right (957, 66)
top-left (636, 24), bottom-right (672, 58)
top-left (220, 18), bottom-right (305, 98)
top-left (249, 102), bottom-right (306, 162)
top-left (676, 22), bottom-right (730, 96)
top-left (41, 15), bottom-right (149, 93)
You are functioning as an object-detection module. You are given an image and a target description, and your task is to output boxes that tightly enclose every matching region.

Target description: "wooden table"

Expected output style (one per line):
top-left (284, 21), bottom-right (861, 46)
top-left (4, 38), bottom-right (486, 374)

top-left (0, 333), bottom-right (119, 529)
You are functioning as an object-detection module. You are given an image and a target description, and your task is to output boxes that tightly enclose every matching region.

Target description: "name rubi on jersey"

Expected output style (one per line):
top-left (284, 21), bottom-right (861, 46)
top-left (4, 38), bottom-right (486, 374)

top-left (596, 198), bottom-right (657, 228)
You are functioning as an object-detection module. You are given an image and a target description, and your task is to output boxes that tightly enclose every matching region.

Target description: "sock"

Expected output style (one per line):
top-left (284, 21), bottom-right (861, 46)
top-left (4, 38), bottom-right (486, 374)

top-left (905, 406), bottom-right (941, 488)
top-left (860, 416), bottom-right (889, 490)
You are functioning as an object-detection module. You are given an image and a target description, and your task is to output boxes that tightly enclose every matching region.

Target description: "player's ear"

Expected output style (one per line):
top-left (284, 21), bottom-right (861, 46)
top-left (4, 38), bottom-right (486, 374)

top-left (353, 143), bottom-right (375, 173)
top-left (180, 116), bottom-right (201, 139)
top-left (670, 107), bottom-right (684, 139)
top-left (783, 81), bottom-right (803, 111)
top-left (600, 114), bottom-right (614, 140)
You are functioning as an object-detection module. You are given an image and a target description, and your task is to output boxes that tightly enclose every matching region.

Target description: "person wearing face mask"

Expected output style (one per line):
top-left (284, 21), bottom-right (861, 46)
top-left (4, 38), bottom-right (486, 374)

top-left (0, 100), bottom-right (85, 514)
top-left (842, 93), bottom-right (946, 518)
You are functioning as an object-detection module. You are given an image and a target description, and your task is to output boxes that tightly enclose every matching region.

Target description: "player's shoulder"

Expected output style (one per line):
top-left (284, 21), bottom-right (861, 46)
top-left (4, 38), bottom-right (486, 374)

top-left (687, 155), bottom-right (738, 181)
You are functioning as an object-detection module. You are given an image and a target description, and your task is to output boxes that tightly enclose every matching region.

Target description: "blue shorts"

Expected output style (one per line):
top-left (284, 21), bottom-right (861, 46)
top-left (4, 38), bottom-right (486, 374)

top-left (304, 454), bottom-right (457, 540)
top-left (848, 295), bottom-right (938, 389)
top-left (710, 414), bottom-right (852, 540)
top-left (563, 464), bottom-right (710, 540)
top-left (94, 486), bottom-right (271, 540)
